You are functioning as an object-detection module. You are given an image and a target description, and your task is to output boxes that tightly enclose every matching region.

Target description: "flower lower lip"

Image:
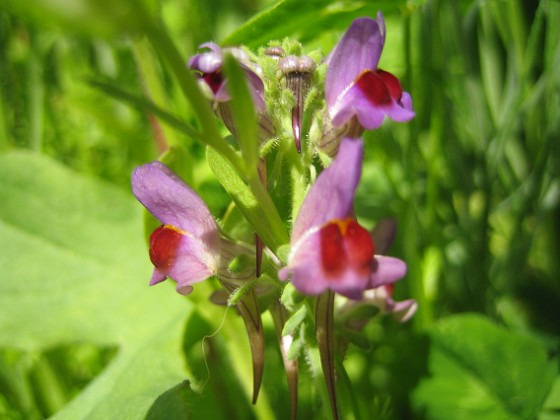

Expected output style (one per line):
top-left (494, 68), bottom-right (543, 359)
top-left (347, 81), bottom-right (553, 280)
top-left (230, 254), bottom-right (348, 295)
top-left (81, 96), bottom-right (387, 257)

top-left (149, 225), bottom-right (185, 270)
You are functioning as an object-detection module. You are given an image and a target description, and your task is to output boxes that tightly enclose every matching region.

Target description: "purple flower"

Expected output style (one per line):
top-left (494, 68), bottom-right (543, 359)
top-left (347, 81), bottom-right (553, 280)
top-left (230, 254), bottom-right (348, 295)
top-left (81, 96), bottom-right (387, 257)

top-left (278, 137), bottom-right (407, 299)
top-left (189, 43), bottom-right (275, 140)
top-left (131, 161), bottom-right (221, 295)
top-left (188, 42), bottom-right (266, 112)
top-left (325, 13), bottom-right (415, 131)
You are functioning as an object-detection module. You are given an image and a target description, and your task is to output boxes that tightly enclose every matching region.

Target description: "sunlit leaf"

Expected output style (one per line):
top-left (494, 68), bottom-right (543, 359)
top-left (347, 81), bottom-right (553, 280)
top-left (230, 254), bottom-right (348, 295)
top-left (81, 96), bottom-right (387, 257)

top-left (0, 151), bottom-right (195, 418)
top-left (412, 314), bottom-right (556, 420)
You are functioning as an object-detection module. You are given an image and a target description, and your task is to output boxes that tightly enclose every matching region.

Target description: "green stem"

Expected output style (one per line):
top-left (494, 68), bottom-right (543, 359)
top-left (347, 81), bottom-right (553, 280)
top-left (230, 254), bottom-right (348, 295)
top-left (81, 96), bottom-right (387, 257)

top-left (30, 355), bottom-right (67, 416)
top-left (0, 353), bottom-right (42, 419)
top-left (132, 38), bottom-right (179, 150)
top-left (284, 139), bottom-right (308, 224)
top-left (145, 25), bottom-right (245, 175)
top-left (0, 83), bottom-right (8, 150)
top-left (316, 291), bottom-right (338, 420)
top-left (334, 356), bottom-right (364, 420)
top-left (270, 300), bottom-right (298, 420)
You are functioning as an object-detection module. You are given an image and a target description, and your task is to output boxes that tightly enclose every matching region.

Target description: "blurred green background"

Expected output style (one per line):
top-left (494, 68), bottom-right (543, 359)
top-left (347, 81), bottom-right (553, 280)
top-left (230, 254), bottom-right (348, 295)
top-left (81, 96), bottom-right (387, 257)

top-left (0, 0), bottom-right (559, 419)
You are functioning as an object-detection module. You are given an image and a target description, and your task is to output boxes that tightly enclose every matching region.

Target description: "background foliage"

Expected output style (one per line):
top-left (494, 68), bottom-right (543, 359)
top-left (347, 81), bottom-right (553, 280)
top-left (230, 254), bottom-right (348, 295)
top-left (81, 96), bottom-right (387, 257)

top-left (0, 0), bottom-right (559, 418)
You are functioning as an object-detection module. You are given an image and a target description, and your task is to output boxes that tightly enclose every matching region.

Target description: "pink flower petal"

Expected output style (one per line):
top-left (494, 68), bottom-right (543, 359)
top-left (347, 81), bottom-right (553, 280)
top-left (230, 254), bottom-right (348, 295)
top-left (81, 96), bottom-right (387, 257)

top-left (326, 13), bottom-right (386, 111)
top-left (369, 255), bottom-right (407, 288)
top-left (150, 268), bottom-right (166, 286)
top-left (132, 161), bottom-right (221, 254)
top-left (331, 70), bottom-right (415, 129)
top-left (150, 227), bottom-right (218, 290)
top-left (292, 138), bottom-right (363, 242)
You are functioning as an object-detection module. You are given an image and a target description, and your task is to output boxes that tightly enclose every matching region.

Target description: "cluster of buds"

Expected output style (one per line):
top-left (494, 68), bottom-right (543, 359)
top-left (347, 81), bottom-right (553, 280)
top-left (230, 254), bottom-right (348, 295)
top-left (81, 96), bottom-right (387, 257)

top-left (132, 12), bottom-right (416, 419)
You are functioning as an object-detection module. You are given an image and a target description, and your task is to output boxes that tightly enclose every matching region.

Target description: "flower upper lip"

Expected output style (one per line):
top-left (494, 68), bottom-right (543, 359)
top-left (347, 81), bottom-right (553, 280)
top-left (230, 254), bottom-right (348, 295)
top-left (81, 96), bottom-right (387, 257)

top-left (325, 15), bottom-right (386, 109)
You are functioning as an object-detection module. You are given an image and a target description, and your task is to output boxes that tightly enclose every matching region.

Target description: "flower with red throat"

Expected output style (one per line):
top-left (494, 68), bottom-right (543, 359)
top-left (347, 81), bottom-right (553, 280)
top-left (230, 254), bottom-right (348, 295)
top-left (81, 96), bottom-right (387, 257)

top-left (189, 43), bottom-right (266, 110)
top-left (278, 137), bottom-right (407, 299)
top-left (188, 42), bottom-right (274, 140)
top-left (131, 161), bottom-right (221, 295)
top-left (325, 12), bottom-right (415, 131)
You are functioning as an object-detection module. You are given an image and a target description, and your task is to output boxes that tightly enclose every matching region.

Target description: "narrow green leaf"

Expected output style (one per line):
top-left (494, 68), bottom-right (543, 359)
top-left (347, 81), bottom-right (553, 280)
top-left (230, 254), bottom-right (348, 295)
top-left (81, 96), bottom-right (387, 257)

top-left (88, 79), bottom-right (202, 141)
top-left (270, 301), bottom-right (298, 420)
top-left (206, 146), bottom-right (288, 253)
top-left (222, 0), bottom-right (419, 47)
top-left (146, 25), bottom-right (246, 175)
top-left (287, 328), bottom-right (305, 361)
top-left (220, 281), bottom-right (265, 405)
top-left (227, 279), bottom-right (258, 306)
top-left (223, 54), bottom-right (259, 175)
top-left (281, 305), bottom-right (307, 337)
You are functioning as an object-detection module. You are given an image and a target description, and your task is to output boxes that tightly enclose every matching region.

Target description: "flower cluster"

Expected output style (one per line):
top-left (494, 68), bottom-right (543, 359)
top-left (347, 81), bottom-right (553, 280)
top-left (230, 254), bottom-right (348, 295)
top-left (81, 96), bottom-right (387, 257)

top-left (132, 11), bottom-right (416, 419)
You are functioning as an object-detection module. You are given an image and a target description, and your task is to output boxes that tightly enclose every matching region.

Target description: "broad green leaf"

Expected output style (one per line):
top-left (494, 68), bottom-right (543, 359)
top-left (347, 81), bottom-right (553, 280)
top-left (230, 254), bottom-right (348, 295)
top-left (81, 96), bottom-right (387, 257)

top-left (412, 314), bottom-right (556, 420)
top-left (0, 151), bottom-right (195, 418)
top-left (222, 0), bottom-right (418, 48)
